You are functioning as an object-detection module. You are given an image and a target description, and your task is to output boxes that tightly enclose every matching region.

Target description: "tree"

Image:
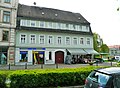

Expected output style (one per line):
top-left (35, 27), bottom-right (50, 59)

top-left (100, 44), bottom-right (109, 53)
top-left (93, 33), bottom-right (102, 52)
top-left (93, 33), bottom-right (109, 53)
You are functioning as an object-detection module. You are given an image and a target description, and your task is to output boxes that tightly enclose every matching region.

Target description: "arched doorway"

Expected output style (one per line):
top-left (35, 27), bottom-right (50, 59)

top-left (55, 51), bottom-right (64, 64)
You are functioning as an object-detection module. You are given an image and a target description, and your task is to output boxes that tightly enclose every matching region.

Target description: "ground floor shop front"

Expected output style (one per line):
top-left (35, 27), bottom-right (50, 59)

top-left (15, 48), bottom-right (66, 65)
top-left (0, 47), bottom-right (15, 65)
top-left (15, 47), bottom-right (99, 65)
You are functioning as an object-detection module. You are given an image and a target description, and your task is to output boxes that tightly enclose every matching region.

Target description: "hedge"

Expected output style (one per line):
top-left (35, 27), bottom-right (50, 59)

top-left (0, 66), bottom-right (106, 88)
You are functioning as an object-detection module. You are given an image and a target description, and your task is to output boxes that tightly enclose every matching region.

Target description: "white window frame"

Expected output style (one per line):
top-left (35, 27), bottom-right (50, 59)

top-left (39, 21), bottom-right (45, 28)
top-left (80, 37), bottom-right (84, 45)
top-left (57, 36), bottom-right (62, 45)
top-left (48, 35), bottom-right (53, 44)
top-left (20, 19), bottom-right (27, 26)
top-left (30, 34), bottom-right (36, 44)
top-left (39, 35), bottom-right (45, 44)
top-left (73, 37), bottom-right (78, 45)
top-left (20, 34), bottom-right (27, 44)
top-left (3, 11), bottom-right (10, 23)
top-left (30, 20), bottom-right (36, 27)
top-left (86, 37), bottom-right (91, 45)
top-left (65, 36), bottom-right (71, 45)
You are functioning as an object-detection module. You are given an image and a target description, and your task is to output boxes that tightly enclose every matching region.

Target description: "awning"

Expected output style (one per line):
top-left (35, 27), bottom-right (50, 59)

top-left (84, 49), bottom-right (99, 54)
top-left (67, 49), bottom-right (87, 55)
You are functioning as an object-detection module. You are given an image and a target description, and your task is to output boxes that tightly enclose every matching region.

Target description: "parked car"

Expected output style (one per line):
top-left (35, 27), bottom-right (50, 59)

top-left (84, 67), bottom-right (120, 88)
top-left (94, 58), bottom-right (104, 63)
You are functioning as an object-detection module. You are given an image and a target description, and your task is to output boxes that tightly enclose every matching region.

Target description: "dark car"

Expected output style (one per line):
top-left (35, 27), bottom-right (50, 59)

top-left (84, 67), bottom-right (120, 88)
top-left (94, 58), bottom-right (104, 63)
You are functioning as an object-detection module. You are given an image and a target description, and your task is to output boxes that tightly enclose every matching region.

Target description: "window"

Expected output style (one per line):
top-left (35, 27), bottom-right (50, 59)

top-left (20, 20), bottom-right (27, 26)
top-left (20, 34), bottom-right (26, 44)
top-left (40, 21), bottom-right (44, 27)
top-left (73, 37), bottom-right (77, 45)
top-left (39, 35), bottom-right (45, 44)
top-left (2, 30), bottom-right (9, 41)
top-left (0, 10), bottom-right (1, 22)
top-left (48, 36), bottom-right (53, 44)
top-left (49, 52), bottom-right (52, 60)
top-left (48, 22), bottom-right (53, 28)
top-left (87, 38), bottom-right (90, 45)
top-left (80, 38), bottom-right (84, 44)
top-left (30, 21), bottom-right (36, 27)
top-left (89, 71), bottom-right (110, 86)
top-left (57, 37), bottom-right (62, 44)
top-left (66, 37), bottom-right (70, 45)
top-left (30, 35), bottom-right (36, 44)
top-left (20, 51), bottom-right (28, 62)
top-left (3, 11), bottom-right (10, 23)
top-left (4, 0), bottom-right (11, 3)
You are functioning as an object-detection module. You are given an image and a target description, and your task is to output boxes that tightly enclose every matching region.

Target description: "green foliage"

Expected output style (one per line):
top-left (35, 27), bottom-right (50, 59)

top-left (100, 44), bottom-right (109, 53)
top-left (0, 66), bottom-right (106, 88)
top-left (93, 33), bottom-right (109, 53)
top-left (0, 72), bottom-right (8, 88)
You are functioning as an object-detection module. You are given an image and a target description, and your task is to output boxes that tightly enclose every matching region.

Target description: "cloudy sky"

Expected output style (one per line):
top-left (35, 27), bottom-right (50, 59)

top-left (19, 0), bottom-right (120, 46)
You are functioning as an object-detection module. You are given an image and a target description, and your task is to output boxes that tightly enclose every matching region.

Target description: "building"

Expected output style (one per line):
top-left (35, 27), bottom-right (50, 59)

top-left (0, 0), bottom-right (19, 65)
top-left (15, 4), bottom-right (98, 65)
top-left (109, 45), bottom-right (120, 57)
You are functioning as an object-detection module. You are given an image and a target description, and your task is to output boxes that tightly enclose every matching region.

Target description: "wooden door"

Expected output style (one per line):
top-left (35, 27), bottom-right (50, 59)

top-left (55, 51), bottom-right (64, 64)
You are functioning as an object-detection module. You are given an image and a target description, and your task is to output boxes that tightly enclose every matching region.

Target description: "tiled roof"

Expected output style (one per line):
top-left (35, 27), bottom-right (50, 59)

top-left (17, 4), bottom-right (90, 24)
top-left (109, 45), bottom-right (120, 48)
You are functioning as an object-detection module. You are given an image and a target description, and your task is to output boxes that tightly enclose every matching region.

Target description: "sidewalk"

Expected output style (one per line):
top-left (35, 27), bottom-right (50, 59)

top-left (0, 62), bottom-right (117, 70)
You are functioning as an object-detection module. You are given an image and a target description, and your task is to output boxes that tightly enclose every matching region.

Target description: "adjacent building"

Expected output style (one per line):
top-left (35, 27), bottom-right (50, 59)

top-left (15, 4), bottom-right (98, 65)
top-left (0, 0), bottom-right (19, 65)
top-left (109, 45), bottom-right (120, 57)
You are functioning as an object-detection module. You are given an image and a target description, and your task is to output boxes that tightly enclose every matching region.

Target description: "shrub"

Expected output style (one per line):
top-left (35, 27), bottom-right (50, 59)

top-left (9, 66), bottom-right (105, 88)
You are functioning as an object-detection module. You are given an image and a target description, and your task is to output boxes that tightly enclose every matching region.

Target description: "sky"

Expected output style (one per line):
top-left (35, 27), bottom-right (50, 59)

top-left (19, 0), bottom-right (120, 46)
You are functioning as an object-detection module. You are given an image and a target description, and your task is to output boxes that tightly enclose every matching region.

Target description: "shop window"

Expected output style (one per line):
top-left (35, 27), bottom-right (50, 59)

top-left (0, 53), bottom-right (7, 64)
top-left (2, 30), bottom-right (9, 41)
top-left (20, 51), bottom-right (28, 62)
top-left (3, 11), bottom-right (10, 23)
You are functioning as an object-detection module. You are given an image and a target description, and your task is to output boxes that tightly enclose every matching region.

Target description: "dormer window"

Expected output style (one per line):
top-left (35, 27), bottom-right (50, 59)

top-left (55, 14), bottom-right (58, 17)
top-left (78, 17), bottom-right (81, 20)
top-left (42, 12), bottom-right (44, 15)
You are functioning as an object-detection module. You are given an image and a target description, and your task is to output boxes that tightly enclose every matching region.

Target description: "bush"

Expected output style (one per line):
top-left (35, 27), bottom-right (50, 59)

top-left (9, 66), bottom-right (105, 88)
top-left (0, 72), bottom-right (9, 88)
top-left (0, 66), bottom-right (106, 88)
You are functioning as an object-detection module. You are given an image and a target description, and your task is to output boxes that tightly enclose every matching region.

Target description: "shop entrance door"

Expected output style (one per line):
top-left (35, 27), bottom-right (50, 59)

top-left (55, 51), bottom-right (64, 64)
